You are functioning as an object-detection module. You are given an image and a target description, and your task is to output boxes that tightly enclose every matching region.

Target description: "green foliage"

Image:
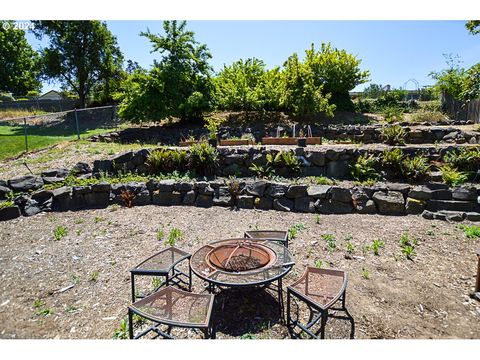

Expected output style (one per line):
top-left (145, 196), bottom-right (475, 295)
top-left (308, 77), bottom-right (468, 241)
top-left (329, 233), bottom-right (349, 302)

top-left (0, 21), bottom-right (41, 95)
top-left (311, 176), bottom-right (336, 185)
top-left (187, 142), bottom-right (218, 176)
top-left (146, 148), bottom-right (187, 174)
top-left (382, 106), bottom-right (404, 123)
top-left (370, 239), bottom-right (385, 256)
top-left (349, 154), bottom-right (379, 182)
top-left (89, 271), bottom-right (100, 282)
top-left (380, 125), bottom-right (406, 145)
top-left (439, 164), bottom-right (469, 186)
top-left (466, 20), bottom-right (480, 35)
top-left (249, 163), bottom-right (274, 178)
top-left (112, 318), bottom-right (129, 340)
top-left (315, 214), bottom-right (321, 224)
top-left (381, 148), bottom-right (404, 175)
top-left (399, 232), bottom-right (418, 260)
top-left (314, 259), bottom-right (325, 269)
top-left (410, 110), bottom-right (446, 123)
top-left (203, 114), bottom-right (225, 140)
top-left (165, 228), bottom-right (183, 246)
top-left (401, 156), bottom-right (430, 181)
top-left (281, 52), bottom-right (335, 116)
top-left (322, 234), bottom-right (336, 252)
top-left (156, 228), bottom-right (165, 241)
top-left (361, 268), bottom-right (370, 279)
top-left (53, 226), bottom-right (67, 241)
top-left (214, 58), bottom-right (282, 111)
top-left (269, 150), bottom-right (301, 175)
top-left (117, 21), bottom-right (212, 122)
top-left (32, 20), bottom-right (123, 107)
top-left (443, 147), bottom-right (480, 172)
top-left (0, 200), bottom-right (14, 209)
top-left (288, 223), bottom-right (306, 240)
top-left (345, 241), bottom-right (355, 254)
top-left (457, 224), bottom-right (480, 238)
top-left (361, 83), bottom-right (385, 99)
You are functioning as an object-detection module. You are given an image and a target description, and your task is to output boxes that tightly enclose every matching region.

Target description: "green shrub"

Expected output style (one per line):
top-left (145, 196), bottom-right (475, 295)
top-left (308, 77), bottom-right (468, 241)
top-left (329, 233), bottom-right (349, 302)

top-left (0, 200), bottom-right (14, 209)
top-left (267, 151), bottom-right (301, 175)
top-left (443, 147), bottom-right (480, 172)
top-left (439, 164), bottom-right (469, 186)
top-left (146, 149), bottom-right (187, 174)
top-left (380, 125), bottom-right (406, 145)
top-left (410, 110), bottom-right (446, 123)
top-left (187, 142), bottom-right (218, 176)
top-left (249, 163), bottom-right (274, 178)
top-left (381, 148), bottom-right (404, 175)
top-left (203, 114), bottom-right (225, 140)
top-left (350, 154), bottom-right (379, 182)
top-left (401, 156), bottom-right (430, 181)
top-left (382, 106), bottom-right (404, 123)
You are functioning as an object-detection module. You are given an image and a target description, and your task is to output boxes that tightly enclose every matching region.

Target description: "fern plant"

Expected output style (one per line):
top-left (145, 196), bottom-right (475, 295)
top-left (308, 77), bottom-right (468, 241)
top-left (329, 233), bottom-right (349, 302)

top-left (401, 156), bottom-right (430, 181)
top-left (350, 154), bottom-right (379, 182)
top-left (381, 148), bottom-right (404, 176)
top-left (146, 148), bottom-right (187, 174)
top-left (187, 142), bottom-right (218, 176)
top-left (439, 164), bottom-right (469, 186)
top-left (381, 125), bottom-right (406, 145)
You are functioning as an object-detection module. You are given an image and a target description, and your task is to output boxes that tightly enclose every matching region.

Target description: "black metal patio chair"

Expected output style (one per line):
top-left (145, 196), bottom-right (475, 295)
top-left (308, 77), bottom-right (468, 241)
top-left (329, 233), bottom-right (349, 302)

top-left (244, 230), bottom-right (289, 248)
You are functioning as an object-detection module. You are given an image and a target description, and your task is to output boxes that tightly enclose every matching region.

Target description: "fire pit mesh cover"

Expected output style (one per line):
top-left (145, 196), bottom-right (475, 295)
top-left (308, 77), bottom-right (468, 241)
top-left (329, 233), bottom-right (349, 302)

top-left (206, 240), bottom-right (275, 272)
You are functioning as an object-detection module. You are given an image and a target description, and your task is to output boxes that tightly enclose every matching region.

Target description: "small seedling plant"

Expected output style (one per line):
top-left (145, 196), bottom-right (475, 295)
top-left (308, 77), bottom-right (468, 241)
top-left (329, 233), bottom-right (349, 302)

top-left (399, 232), bottom-right (418, 260)
top-left (322, 234), bottom-right (336, 252)
top-left (314, 259), bottom-right (325, 269)
top-left (288, 223), bottom-right (306, 241)
top-left (370, 239), bottom-right (385, 256)
top-left (164, 228), bottom-right (183, 246)
top-left (53, 226), bottom-right (67, 241)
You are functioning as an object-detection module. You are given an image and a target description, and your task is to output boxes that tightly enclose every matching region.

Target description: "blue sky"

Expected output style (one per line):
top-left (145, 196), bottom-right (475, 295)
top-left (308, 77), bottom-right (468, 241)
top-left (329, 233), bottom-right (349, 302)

top-left (26, 20), bottom-right (480, 93)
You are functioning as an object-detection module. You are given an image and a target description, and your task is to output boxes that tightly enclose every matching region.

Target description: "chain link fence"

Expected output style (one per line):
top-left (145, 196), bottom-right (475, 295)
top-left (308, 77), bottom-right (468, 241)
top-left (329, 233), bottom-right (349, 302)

top-left (0, 105), bottom-right (120, 159)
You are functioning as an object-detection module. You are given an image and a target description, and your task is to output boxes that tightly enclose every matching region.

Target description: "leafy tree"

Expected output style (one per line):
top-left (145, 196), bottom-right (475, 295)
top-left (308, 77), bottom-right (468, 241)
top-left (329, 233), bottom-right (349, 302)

top-left (0, 21), bottom-right (41, 95)
top-left (281, 52), bottom-right (335, 116)
top-left (214, 58), bottom-right (282, 111)
top-left (362, 83), bottom-right (385, 99)
top-left (117, 21), bottom-right (213, 122)
top-left (466, 20), bottom-right (480, 35)
top-left (32, 21), bottom-right (124, 108)
top-left (304, 43), bottom-right (370, 110)
top-left (430, 54), bottom-right (467, 100)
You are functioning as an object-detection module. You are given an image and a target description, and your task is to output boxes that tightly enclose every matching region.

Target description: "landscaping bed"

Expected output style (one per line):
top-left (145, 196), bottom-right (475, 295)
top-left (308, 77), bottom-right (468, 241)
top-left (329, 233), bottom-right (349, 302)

top-left (0, 206), bottom-right (479, 339)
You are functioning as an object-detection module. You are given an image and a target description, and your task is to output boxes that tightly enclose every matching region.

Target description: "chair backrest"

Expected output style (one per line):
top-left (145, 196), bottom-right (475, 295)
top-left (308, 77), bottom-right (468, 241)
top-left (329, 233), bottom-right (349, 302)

top-left (244, 230), bottom-right (289, 247)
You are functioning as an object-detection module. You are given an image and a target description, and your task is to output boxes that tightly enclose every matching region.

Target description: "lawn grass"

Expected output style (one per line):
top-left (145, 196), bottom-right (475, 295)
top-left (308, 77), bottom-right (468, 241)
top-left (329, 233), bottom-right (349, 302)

top-left (0, 124), bottom-right (118, 160)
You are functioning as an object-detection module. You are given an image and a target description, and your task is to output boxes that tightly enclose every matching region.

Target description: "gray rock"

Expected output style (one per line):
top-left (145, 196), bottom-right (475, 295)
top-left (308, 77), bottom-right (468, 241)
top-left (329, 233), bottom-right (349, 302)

top-left (255, 197), bottom-right (273, 210)
top-left (408, 186), bottom-right (433, 201)
top-left (307, 185), bottom-right (331, 199)
top-left (301, 167), bottom-right (326, 177)
top-left (52, 186), bottom-right (72, 211)
top-left (70, 162), bottom-right (92, 175)
top-left (330, 187), bottom-right (351, 203)
top-left (84, 191), bottom-right (110, 209)
top-left (91, 182), bottom-right (111, 193)
top-left (195, 194), bottom-right (213, 208)
top-left (357, 199), bottom-right (376, 214)
top-left (0, 205), bottom-right (21, 221)
top-left (175, 182), bottom-right (194, 192)
top-left (197, 185), bottom-right (215, 196)
top-left (286, 185), bottom-right (308, 198)
top-left (41, 168), bottom-right (69, 178)
top-left (158, 179), bottom-right (176, 192)
top-left (42, 177), bottom-right (66, 185)
top-left (326, 160), bottom-right (349, 179)
top-left (125, 182), bottom-right (147, 194)
top-left (441, 211), bottom-right (466, 222)
top-left (372, 191), bottom-right (405, 215)
top-left (93, 159), bottom-right (113, 174)
top-left (152, 190), bottom-right (179, 206)
top-left (246, 181), bottom-right (267, 197)
top-left (133, 190), bottom-right (152, 206)
top-left (386, 183), bottom-right (411, 194)
top-left (306, 151), bottom-right (325, 166)
top-left (426, 200), bottom-right (474, 212)
top-left (266, 184), bottom-right (287, 199)
top-left (112, 151), bottom-right (134, 164)
top-left (431, 189), bottom-right (452, 200)
top-left (294, 196), bottom-right (313, 213)
top-left (213, 187), bottom-right (233, 207)
top-left (465, 212), bottom-right (480, 221)
top-left (0, 185), bottom-right (12, 199)
top-left (8, 175), bottom-right (44, 192)
top-left (237, 195), bottom-right (254, 209)
top-left (405, 197), bottom-right (425, 214)
top-left (315, 199), bottom-right (353, 214)
top-left (421, 210), bottom-right (435, 220)
top-left (223, 163), bottom-right (240, 176)
top-left (452, 187), bottom-right (477, 201)
top-left (31, 189), bottom-right (53, 203)
top-left (183, 190), bottom-right (196, 205)
top-left (273, 198), bottom-right (294, 212)
top-left (132, 149), bottom-right (150, 166)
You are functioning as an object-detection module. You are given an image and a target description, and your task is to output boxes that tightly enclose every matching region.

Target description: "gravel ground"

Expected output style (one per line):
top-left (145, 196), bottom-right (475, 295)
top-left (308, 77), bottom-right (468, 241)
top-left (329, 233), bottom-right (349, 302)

top-left (0, 206), bottom-right (479, 339)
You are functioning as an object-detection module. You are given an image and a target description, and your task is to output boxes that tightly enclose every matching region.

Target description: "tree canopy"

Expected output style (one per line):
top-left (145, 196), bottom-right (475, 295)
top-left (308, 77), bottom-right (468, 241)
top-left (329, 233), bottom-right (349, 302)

top-left (117, 20), bottom-right (213, 122)
top-left (0, 21), bottom-right (41, 95)
top-left (32, 20), bottom-right (124, 107)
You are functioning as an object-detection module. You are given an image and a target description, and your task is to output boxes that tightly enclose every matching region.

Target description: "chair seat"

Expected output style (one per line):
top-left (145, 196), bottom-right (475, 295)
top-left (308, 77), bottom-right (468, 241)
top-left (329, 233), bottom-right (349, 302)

top-left (129, 286), bottom-right (214, 328)
top-left (131, 246), bottom-right (191, 275)
top-left (288, 267), bottom-right (347, 310)
top-left (244, 230), bottom-right (288, 242)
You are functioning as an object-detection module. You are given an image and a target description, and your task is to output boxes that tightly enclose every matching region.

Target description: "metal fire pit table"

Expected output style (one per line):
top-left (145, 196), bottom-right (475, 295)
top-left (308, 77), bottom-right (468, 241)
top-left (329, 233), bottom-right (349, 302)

top-left (190, 238), bottom-right (295, 317)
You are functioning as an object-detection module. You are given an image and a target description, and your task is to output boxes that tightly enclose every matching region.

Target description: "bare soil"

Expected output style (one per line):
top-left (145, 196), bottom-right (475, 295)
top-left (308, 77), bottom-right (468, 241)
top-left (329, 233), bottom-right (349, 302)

top-left (0, 206), bottom-right (479, 339)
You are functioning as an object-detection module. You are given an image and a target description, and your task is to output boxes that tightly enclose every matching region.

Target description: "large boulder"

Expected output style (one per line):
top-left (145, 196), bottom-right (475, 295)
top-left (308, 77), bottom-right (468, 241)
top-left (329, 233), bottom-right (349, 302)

top-left (330, 187), bottom-right (351, 203)
top-left (70, 162), bottom-right (92, 175)
top-left (273, 198), bottom-right (294, 212)
top-left (452, 186), bottom-right (477, 201)
top-left (405, 197), bottom-right (425, 214)
top-left (8, 175), bottom-right (44, 192)
top-left (286, 185), bottom-right (307, 199)
top-left (245, 181), bottom-right (267, 197)
top-left (307, 185), bottom-right (330, 199)
top-left (52, 186), bottom-right (72, 211)
top-left (372, 191), bottom-right (405, 215)
top-left (41, 168), bottom-right (69, 178)
top-left (14, 195), bottom-right (41, 216)
top-left (0, 205), bottom-right (21, 221)
top-left (315, 199), bottom-right (353, 214)
top-left (326, 160), bottom-right (349, 179)
top-left (0, 185), bottom-right (12, 200)
top-left (237, 195), bottom-right (254, 209)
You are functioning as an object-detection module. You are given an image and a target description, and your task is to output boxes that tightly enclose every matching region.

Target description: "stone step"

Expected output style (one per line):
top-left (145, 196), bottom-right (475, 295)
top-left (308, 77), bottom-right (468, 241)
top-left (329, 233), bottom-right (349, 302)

top-left (425, 200), bottom-right (475, 212)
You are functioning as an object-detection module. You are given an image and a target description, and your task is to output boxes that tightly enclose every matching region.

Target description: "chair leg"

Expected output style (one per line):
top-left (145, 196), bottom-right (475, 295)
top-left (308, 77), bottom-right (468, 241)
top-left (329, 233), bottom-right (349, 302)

top-left (189, 266), bottom-right (192, 292)
top-left (320, 310), bottom-right (328, 339)
top-left (128, 308), bottom-right (134, 339)
top-left (277, 278), bottom-right (284, 322)
top-left (286, 289), bottom-right (291, 327)
top-left (130, 274), bottom-right (136, 302)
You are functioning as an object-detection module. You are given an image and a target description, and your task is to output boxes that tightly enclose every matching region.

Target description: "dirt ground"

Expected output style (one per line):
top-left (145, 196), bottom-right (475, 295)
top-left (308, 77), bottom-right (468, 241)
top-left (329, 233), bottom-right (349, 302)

top-left (0, 206), bottom-right (479, 339)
